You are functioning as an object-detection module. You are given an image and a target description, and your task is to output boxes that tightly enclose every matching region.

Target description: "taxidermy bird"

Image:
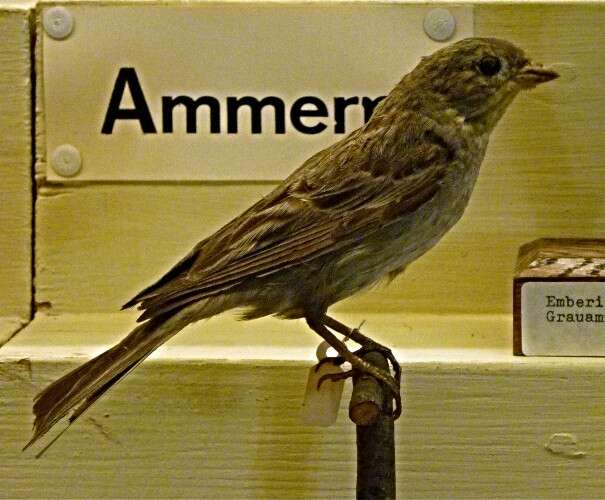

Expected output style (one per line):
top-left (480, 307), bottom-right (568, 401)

top-left (25, 37), bottom-right (558, 454)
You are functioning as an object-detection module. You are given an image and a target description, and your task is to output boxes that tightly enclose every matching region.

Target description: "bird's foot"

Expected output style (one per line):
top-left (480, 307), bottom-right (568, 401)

top-left (307, 315), bottom-right (402, 419)
top-left (314, 351), bottom-right (401, 419)
top-left (349, 334), bottom-right (401, 386)
top-left (321, 315), bottom-right (401, 386)
top-left (315, 341), bottom-right (399, 384)
top-left (317, 369), bottom-right (354, 388)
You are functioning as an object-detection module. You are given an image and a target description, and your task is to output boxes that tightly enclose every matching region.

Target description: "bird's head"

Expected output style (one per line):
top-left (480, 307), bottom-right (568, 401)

top-left (407, 37), bottom-right (558, 130)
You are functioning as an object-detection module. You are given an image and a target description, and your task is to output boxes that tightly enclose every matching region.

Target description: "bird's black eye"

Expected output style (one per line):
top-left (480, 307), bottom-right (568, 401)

top-left (477, 56), bottom-right (502, 77)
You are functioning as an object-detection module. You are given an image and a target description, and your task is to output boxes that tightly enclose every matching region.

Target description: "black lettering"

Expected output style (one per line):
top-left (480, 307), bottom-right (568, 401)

top-left (226, 96), bottom-right (286, 134)
top-left (162, 95), bottom-right (221, 133)
top-left (290, 97), bottom-right (328, 134)
top-left (334, 97), bottom-right (359, 133)
top-left (546, 295), bottom-right (557, 307)
top-left (361, 96), bottom-right (386, 122)
top-left (101, 67), bottom-right (156, 134)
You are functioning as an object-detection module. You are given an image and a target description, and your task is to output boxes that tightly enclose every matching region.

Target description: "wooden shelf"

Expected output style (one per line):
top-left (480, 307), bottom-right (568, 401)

top-left (3, 312), bottom-right (605, 498)
top-left (2, 311), bottom-right (516, 363)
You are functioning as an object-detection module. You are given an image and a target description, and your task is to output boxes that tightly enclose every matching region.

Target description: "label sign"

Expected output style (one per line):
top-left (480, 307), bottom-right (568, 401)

top-left (42, 3), bottom-right (473, 181)
top-left (521, 282), bottom-right (605, 355)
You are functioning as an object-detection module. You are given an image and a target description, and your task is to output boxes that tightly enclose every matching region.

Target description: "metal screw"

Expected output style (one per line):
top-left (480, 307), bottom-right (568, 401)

top-left (43, 7), bottom-right (75, 40)
top-left (423, 8), bottom-right (456, 42)
top-left (50, 144), bottom-right (82, 177)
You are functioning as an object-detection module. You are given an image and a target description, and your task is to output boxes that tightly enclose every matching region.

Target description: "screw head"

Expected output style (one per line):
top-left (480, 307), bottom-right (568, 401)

top-left (43, 7), bottom-right (75, 40)
top-left (423, 8), bottom-right (456, 42)
top-left (50, 144), bottom-right (82, 177)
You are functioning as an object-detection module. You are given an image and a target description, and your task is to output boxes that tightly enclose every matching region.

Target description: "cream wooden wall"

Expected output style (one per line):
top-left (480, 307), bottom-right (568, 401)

top-left (3, 2), bottom-right (605, 499)
top-left (33, 3), bottom-right (605, 317)
top-left (0, 7), bottom-right (32, 343)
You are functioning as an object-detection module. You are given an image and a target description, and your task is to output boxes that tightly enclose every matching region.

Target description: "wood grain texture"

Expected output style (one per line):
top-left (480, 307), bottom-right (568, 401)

top-left (0, 316), bottom-right (27, 346)
top-left (0, 8), bottom-right (32, 320)
top-left (15, 3), bottom-right (605, 498)
top-left (515, 238), bottom-right (605, 278)
top-left (3, 312), bottom-right (605, 499)
top-left (34, 3), bottom-right (605, 316)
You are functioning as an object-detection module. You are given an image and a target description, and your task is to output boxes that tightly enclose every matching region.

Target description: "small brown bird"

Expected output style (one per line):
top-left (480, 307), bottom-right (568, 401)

top-left (26, 37), bottom-right (558, 453)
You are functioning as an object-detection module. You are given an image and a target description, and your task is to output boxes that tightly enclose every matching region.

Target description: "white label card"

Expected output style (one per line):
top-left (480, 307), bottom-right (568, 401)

top-left (301, 361), bottom-right (344, 427)
top-left (521, 281), bottom-right (605, 356)
top-left (42, 4), bottom-right (473, 181)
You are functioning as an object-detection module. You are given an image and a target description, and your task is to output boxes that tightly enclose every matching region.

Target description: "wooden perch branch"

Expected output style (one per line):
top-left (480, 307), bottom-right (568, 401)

top-left (350, 350), bottom-right (396, 500)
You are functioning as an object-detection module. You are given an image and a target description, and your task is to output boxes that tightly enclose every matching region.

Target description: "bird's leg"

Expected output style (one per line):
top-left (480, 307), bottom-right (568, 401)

top-left (322, 314), bottom-right (401, 385)
top-left (306, 315), bottom-right (401, 419)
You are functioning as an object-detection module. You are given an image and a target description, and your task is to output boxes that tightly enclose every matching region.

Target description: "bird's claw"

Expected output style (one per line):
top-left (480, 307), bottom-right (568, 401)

top-left (313, 317), bottom-right (402, 419)
top-left (316, 369), bottom-right (354, 389)
top-left (316, 361), bottom-right (402, 420)
top-left (314, 355), bottom-right (345, 372)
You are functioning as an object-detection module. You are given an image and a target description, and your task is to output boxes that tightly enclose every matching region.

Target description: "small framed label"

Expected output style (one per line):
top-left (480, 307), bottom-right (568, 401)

top-left (521, 281), bottom-right (605, 356)
top-left (513, 238), bottom-right (605, 356)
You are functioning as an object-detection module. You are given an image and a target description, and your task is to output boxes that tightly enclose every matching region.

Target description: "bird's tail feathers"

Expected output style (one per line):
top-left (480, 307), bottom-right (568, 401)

top-left (24, 307), bottom-right (198, 456)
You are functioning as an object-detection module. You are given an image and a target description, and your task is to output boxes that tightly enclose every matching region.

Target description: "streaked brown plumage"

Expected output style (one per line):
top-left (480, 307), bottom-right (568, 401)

top-left (26, 37), bottom-right (558, 454)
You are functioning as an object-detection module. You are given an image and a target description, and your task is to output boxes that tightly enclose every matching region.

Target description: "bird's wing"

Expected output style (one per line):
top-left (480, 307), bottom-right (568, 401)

top-left (130, 127), bottom-right (451, 320)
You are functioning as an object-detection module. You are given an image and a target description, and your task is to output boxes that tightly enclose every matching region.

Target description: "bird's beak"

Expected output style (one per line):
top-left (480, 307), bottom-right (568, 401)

top-left (515, 62), bottom-right (559, 88)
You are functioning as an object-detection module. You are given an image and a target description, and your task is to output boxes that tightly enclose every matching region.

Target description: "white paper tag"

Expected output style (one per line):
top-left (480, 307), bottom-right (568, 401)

top-left (300, 361), bottom-right (344, 426)
top-left (521, 281), bottom-right (605, 355)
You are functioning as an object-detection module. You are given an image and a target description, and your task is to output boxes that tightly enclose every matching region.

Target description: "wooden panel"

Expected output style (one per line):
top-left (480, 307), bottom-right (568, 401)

top-left (16, 5), bottom-right (605, 499)
top-left (35, 3), bottom-right (605, 316)
top-left (0, 8), bottom-right (32, 321)
top-left (0, 317), bottom-right (27, 346)
top-left (35, 183), bottom-right (274, 312)
top-left (3, 312), bottom-right (605, 498)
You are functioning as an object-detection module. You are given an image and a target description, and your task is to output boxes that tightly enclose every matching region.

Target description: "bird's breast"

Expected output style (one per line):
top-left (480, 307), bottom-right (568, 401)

top-left (343, 140), bottom-right (487, 285)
